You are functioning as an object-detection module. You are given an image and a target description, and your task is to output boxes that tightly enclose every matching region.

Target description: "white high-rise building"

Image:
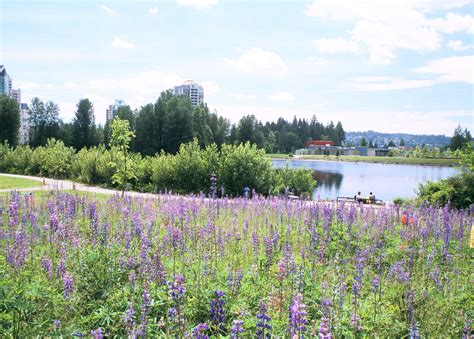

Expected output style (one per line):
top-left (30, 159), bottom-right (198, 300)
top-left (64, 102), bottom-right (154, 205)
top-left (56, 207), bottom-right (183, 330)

top-left (11, 88), bottom-right (21, 107)
top-left (106, 99), bottom-right (126, 123)
top-left (19, 103), bottom-right (30, 145)
top-left (173, 80), bottom-right (204, 107)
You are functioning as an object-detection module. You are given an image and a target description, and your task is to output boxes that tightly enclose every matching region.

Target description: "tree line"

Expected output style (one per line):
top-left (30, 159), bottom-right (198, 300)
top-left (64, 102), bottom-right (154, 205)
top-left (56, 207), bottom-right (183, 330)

top-left (0, 91), bottom-right (346, 154)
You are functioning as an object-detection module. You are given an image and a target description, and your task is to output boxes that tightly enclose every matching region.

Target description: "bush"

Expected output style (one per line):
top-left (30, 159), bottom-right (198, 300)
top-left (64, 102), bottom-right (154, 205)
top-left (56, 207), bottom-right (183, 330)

top-left (417, 172), bottom-right (474, 209)
top-left (219, 142), bottom-right (275, 196)
top-left (274, 164), bottom-right (316, 197)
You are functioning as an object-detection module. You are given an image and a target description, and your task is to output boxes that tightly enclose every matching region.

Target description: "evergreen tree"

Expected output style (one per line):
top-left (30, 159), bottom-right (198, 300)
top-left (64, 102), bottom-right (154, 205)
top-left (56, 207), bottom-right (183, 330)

top-left (72, 98), bottom-right (96, 150)
top-left (450, 125), bottom-right (471, 151)
top-left (0, 94), bottom-right (20, 145)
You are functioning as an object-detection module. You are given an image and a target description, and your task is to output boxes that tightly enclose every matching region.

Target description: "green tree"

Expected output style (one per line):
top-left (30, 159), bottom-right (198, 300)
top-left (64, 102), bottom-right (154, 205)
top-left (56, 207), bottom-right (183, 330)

top-left (163, 95), bottom-right (194, 153)
top-left (219, 142), bottom-right (275, 196)
top-left (450, 124), bottom-right (471, 151)
top-left (32, 138), bottom-right (74, 179)
top-left (115, 105), bottom-right (135, 130)
top-left (29, 97), bottom-right (44, 147)
top-left (460, 142), bottom-right (474, 172)
top-left (360, 137), bottom-right (367, 147)
top-left (0, 94), bottom-right (20, 146)
top-left (28, 98), bottom-right (61, 146)
top-left (72, 98), bottom-right (96, 150)
top-left (110, 118), bottom-right (136, 197)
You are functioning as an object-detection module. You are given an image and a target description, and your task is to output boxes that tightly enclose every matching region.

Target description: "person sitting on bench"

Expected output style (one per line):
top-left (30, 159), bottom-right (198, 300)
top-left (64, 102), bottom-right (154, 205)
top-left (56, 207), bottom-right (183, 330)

top-left (354, 191), bottom-right (362, 203)
top-left (369, 192), bottom-right (376, 203)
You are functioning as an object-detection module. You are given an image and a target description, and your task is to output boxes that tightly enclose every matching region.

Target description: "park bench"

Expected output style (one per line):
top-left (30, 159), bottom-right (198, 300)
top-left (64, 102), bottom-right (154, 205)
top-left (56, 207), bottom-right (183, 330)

top-left (336, 196), bottom-right (384, 205)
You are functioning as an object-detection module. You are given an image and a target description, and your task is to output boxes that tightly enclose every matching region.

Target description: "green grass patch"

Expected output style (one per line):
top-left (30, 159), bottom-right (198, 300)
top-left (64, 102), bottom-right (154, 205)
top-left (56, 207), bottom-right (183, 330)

top-left (0, 175), bottom-right (43, 190)
top-left (266, 153), bottom-right (291, 159)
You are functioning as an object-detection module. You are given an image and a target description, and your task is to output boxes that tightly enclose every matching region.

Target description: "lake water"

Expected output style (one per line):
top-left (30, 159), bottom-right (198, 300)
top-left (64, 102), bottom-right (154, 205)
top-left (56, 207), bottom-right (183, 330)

top-left (272, 159), bottom-right (459, 201)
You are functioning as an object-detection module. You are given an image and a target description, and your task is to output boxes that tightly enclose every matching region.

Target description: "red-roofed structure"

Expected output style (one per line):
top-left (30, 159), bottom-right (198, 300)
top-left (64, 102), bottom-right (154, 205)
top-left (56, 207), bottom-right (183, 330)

top-left (304, 140), bottom-right (335, 147)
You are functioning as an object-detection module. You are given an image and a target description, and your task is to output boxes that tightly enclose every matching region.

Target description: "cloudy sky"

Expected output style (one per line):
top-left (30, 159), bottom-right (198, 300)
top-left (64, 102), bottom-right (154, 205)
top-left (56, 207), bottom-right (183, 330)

top-left (1, 0), bottom-right (473, 135)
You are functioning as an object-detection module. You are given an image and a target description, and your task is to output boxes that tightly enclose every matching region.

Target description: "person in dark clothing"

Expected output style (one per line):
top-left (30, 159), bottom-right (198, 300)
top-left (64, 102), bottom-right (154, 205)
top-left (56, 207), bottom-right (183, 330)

top-left (354, 191), bottom-right (362, 202)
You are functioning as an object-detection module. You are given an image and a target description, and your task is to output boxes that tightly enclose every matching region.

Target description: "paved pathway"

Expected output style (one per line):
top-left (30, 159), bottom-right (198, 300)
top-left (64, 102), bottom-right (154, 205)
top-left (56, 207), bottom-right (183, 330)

top-left (0, 173), bottom-right (389, 208)
top-left (0, 173), bottom-right (156, 199)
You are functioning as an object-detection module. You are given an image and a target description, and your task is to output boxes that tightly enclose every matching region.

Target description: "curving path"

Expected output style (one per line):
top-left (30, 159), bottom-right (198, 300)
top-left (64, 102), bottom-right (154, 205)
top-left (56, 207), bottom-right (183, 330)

top-left (0, 173), bottom-right (156, 199)
top-left (0, 173), bottom-right (389, 208)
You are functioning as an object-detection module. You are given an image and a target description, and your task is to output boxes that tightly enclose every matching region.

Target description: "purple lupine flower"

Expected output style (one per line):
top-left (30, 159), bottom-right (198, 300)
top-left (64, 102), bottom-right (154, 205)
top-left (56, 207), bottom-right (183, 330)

top-left (227, 268), bottom-right (244, 295)
top-left (63, 272), bottom-right (74, 299)
top-left (372, 275), bottom-right (380, 292)
top-left (318, 317), bottom-right (332, 339)
top-left (409, 323), bottom-right (420, 339)
top-left (6, 230), bottom-right (28, 270)
top-left (230, 319), bottom-right (244, 338)
top-left (210, 290), bottom-right (226, 331)
top-left (90, 328), bottom-right (103, 339)
top-left (431, 267), bottom-right (442, 289)
top-left (122, 303), bottom-right (135, 336)
top-left (288, 293), bottom-right (307, 337)
top-left (321, 297), bottom-right (333, 317)
top-left (141, 287), bottom-right (151, 317)
top-left (338, 274), bottom-right (347, 309)
top-left (192, 323), bottom-right (209, 339)
top-left (129, 271), bottom-right (136, 293)
top-left (256, 302), bottom-right (271, 338)
top-left (53, 319), bottom-right (61, 330)
top-left (210, 172), bottom-right (218, 199)
top-left (41, 257), bottom-right (53, 278)
top-left (88, 202), bottom-right (99, 244)
top-left (350, 312), bottom-right (362, 332)
top-left (168, 274), bottom-right (186, 333)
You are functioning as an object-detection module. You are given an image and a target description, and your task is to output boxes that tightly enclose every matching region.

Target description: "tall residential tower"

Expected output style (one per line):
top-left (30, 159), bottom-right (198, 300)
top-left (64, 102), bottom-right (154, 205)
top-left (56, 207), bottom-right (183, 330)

top-left (173, 80), bottom-right (204, 107)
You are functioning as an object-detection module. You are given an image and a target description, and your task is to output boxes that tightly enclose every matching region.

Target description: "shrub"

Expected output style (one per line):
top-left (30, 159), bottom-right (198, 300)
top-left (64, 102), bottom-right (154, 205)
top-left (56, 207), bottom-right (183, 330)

top-left (274, 164), bottom-right (316, 197)
top-left (417, 172), bottom-right (474, 209)
top-left (218, 142), bottom-right (275, 196)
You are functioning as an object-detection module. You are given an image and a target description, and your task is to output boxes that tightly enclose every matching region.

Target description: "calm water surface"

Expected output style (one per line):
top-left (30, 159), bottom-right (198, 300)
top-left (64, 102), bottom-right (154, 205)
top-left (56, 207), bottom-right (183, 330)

top-left (272, 159), bottom-right (459, 201)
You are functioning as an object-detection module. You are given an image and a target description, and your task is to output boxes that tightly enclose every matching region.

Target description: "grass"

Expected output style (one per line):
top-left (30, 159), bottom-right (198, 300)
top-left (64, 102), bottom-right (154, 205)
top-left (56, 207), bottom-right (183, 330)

top-left (293, 155), bottom-right (460, 166)
top-left (0, 175), bottom-right (43, 190)
top-left (265, 153), bottom-right (292, 159)
top-left (0, 188), bottom-right (111, 201)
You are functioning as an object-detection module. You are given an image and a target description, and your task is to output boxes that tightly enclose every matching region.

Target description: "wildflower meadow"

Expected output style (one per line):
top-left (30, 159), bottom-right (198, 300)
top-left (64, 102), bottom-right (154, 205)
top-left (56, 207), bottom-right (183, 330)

top-left (0, 190), bottom-right (472, 337)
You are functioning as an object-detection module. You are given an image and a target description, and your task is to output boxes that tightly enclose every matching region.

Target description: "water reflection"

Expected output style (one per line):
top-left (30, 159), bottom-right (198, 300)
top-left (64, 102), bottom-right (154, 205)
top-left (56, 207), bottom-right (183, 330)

top-left (272, 159), bottom-right (458, 201)
top-left (312, 171), bottom-right (343, 190)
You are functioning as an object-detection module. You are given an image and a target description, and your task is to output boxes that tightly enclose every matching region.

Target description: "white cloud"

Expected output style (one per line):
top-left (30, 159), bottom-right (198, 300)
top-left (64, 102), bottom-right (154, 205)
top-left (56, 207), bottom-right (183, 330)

top-left (176, 0), bottom-right (218, 9)
top-left (351, 77), bottom-right (434, 91)
top-left (306, 0), bottom-right (474, 64)
top-left (100, 5), bottom-right (117, 16)
top-left (269, 92), bottom-right (296, 102)
top-left (148, 7), bottom-right (159, 15)
top-left (414, 55), bottom-right (474, 83)
top-left (313, 38), bottom-right (359, 53)
top-left (201, 81), bottom-right (220, 95)
top-left (226, 48), bottom-right (288, 77)
top-left (431, 12), bottom-right (474, 34)
top-left (351, 55), bottom-right (474, 91)
top-left (112, 37), bottom-right (135, 49)
top-left (89, 70), bottom-right (182, 94)
top-left (448, 40), bottom-right (474, 51)
top-left (231, 93), bottom-right (257, 100)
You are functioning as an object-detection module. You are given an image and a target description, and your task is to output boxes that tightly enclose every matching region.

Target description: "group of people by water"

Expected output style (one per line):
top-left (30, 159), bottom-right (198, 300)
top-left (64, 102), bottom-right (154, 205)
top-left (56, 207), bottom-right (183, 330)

top-left (354, 191), bottom-right (376, 203)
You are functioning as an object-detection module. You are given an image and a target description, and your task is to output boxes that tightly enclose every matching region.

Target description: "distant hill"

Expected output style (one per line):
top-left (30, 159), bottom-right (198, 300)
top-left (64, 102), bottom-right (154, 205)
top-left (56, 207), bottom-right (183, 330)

top-left (346, 131), bottom-right (451, 147)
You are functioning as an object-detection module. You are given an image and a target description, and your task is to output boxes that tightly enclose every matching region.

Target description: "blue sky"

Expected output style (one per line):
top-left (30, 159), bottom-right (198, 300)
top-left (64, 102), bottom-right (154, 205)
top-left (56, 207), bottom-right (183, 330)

top-left (1, 0), bottom-right (473, 135)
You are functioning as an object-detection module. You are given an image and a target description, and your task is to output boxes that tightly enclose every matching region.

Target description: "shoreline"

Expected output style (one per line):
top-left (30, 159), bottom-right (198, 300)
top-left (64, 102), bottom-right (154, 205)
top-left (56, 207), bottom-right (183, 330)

top-left (269, 155), bottom-right (460, 167)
